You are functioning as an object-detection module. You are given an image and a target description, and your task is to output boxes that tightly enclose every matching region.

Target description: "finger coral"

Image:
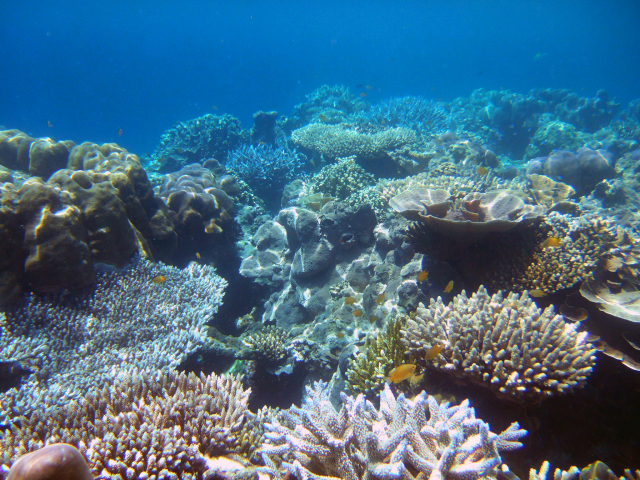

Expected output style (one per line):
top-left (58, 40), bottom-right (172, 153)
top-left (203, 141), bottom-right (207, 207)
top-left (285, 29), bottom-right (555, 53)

top-left (241, 326), bottom-right (291, 363)
top-left (0, 370), bottom-right (250, 480)
top-left (0, 256), bottom-right (226, 420)
top-left (260, 380), bottom-right (526, 480)
top-left (400, 286), bottom-right (596, 402)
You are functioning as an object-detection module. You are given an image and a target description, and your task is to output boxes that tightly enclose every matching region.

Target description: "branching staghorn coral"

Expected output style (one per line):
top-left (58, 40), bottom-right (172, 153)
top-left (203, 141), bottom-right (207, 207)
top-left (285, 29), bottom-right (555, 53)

top-left (260, 381), bottom-right (527, 480)
top-left (0, 256), bottom-right (227, 419)
top-left (0, 370), bottom-right (251, 480)
top-left (345, 315), bottom-right (411, 397)
top-left (241, 326), bottom-right (291, 363)
top-left (486, 212), bottom-right (623, 294)
top-left (400, 286), bottom-right (596, 402)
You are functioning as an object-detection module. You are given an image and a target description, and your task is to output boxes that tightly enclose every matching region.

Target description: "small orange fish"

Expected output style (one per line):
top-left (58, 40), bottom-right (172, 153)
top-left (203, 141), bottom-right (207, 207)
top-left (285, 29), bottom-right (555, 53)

top-left (152, 275), bottom-right (166, 284)
top-left (344, 296), bottom-right (357, 305)
top-left (476, 166), bottom-right (489, 176)
top-left (212, 105), bottom-right (218, 110)
top-left (369, 316), bottom-right (377, 323)
top-left (118, 128), bottom-right (123, 136)
top-left (386, 364), bottom-right (417, 383)
top-left (366, 85), bottom-right (374, 90)
top-left (529, 289), bottom-right (547, 298)
top-left (318, 113), bottom-right (328, 122)
top-left (196, 252), bottom-right (201, 259)
top-left (541, 237), bottom-right (561, 249)
top-left (375, 294), bottom-right (385, 304)
top-left (360, 92), bottom-right (367, 98)
top-left (417, 271), bottom-right (429, 282)
top-left (47, 120), bottom-right (53, 128)
top-left (425, 344), bottom-right (443, 360)
top-left (444, 280), bottom-right (454, 293)
top-left (352, 309), bottom-right (363, 317)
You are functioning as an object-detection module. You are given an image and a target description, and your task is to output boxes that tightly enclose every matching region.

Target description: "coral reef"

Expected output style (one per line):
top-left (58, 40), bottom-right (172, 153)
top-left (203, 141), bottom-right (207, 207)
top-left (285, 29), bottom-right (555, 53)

top-left (401, 286), bottom-right (596, 402)
top-left (226, 143), bottom-right (307, 210)
top-left (251, 111), bottom-right (279, 145)
top-left (305, 156), bottom-right (376, 201)
top-left (241, 326), bottom-right (291, 363)
top-left (151, 113), bottom-right (247, 173)
top-left (261, 380), bottom-right (526, 480)
top-left (525, 121), bottom-right (589, 159)
top-left (0, 256), bottom-right (226, 418)
top-left (0, 370), bottom-right (250, 480)
top-left (285, 85), bottom-right (369, 131)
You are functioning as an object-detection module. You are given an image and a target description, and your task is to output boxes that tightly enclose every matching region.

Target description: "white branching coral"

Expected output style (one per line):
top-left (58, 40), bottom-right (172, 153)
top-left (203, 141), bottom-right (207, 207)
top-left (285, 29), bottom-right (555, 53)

top-left (401, 286), bottom-right (597, 402)
top-left (0, 256), bottom-right (227, 419)
top-left (260, 381), bottom-right (526, 480)
top-left (0, 370), bottom-right (251, 480)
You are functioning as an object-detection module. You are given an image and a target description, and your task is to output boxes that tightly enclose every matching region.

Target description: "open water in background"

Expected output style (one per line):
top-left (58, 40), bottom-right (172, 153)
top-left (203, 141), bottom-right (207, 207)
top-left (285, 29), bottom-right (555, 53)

top-left (1, 0), bottom-right (640, 155)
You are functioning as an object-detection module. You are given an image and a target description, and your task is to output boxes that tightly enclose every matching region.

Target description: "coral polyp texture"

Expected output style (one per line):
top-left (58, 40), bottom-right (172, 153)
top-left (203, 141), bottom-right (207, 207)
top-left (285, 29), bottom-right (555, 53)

top-left (0, 370), bottom-right (250, 480)
top-left (400, 286), bottom-right (596, 402)
top-left (0, 256), bottom-right (226, 419)
top-left (368, 96), bottom-right (452, 134)
top-left (260, 381), bottom-right (526, 480)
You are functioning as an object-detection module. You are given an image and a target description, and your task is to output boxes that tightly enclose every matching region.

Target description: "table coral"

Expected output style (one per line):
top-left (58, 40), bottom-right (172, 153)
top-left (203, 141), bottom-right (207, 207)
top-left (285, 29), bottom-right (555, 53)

top-left (0, 256), bottom-right (226, 420)
top-left (0, 370), bottom-right (250, 480)
top-left (260, 380), bottom-right (526, 480)
top-left (400, 286), bottom-right (596, 402)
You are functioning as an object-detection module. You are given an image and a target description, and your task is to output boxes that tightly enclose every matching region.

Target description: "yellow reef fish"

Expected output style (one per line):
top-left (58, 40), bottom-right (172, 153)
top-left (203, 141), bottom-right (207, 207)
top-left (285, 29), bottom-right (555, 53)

top-left (417, 270), bottom-right (429, 282)
top-left (117, 128), bottom-right (123, 136)
top-left (425, 344), bottom-right (443, 360)
top-left (529, 289), bottom-right (547, 298)
top-left (196, 252), bottom-right (201, 260)
top-left (375, 294), bottom-right (385, 304)
top-left (369, 316), bottom-right (377, 323)
top-left (541, 237), bottom-right (561, 249)
top-left (336, 332), bottom-right (345, 339)
top-left (476, 166), bottom-right (489, 175)
top-left (344, 296), bottom-right (357, 305)
top-left (444, 280), bottom-right (454, 293)
top-left (152, 275), bottom-right (167, 284)
top-left (386, 364), bottom-right (417, 383)
top-left (352, 309), bottom-right (363, 317)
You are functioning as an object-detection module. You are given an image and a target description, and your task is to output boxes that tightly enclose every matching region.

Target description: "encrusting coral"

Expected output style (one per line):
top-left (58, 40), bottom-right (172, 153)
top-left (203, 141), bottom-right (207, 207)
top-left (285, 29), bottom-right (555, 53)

top-left (0, 256), bottom-right (227, 419)
top-left (400, 286), bottom-right (596, 402)
top-left (0, 370), bottom-right (251, 480)
top-left (260, 380), bottom-right (527, 480)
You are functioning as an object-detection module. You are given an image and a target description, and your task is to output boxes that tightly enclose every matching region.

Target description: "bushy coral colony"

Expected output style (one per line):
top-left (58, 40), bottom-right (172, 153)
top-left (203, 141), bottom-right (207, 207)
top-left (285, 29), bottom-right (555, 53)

top-left (2, 84), bottom-right (640, 479)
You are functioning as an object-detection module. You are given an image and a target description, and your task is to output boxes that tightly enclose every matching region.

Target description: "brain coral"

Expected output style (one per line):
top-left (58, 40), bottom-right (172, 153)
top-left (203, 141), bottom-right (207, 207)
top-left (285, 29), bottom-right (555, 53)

top-left (400, 286), bottom-right (596, 402)
top-left (0, 256), bottom-right (226, 420)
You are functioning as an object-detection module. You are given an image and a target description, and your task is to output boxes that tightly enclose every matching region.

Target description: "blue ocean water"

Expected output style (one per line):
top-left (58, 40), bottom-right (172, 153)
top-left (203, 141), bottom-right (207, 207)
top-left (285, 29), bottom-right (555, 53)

top-left (2, 0), bottom-right (639, 155)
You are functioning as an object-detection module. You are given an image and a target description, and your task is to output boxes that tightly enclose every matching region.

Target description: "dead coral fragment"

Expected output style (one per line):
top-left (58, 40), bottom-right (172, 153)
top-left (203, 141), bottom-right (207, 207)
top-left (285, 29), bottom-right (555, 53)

top-left (400, 286), bottom-right (596, 402)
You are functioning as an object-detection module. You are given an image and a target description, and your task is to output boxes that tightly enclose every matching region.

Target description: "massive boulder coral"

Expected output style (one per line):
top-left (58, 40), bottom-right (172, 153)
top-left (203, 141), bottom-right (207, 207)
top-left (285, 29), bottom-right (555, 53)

top-left (0, 256), bottom-right (226, 418)
top-left (0, 370), bottom-right (250, 480)
top-left (400, 286), bottom-right (596, 402)
top-left (260, 381), bottom-right (526, 480)
top-left (6, 444), bottom-right (94, 480)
